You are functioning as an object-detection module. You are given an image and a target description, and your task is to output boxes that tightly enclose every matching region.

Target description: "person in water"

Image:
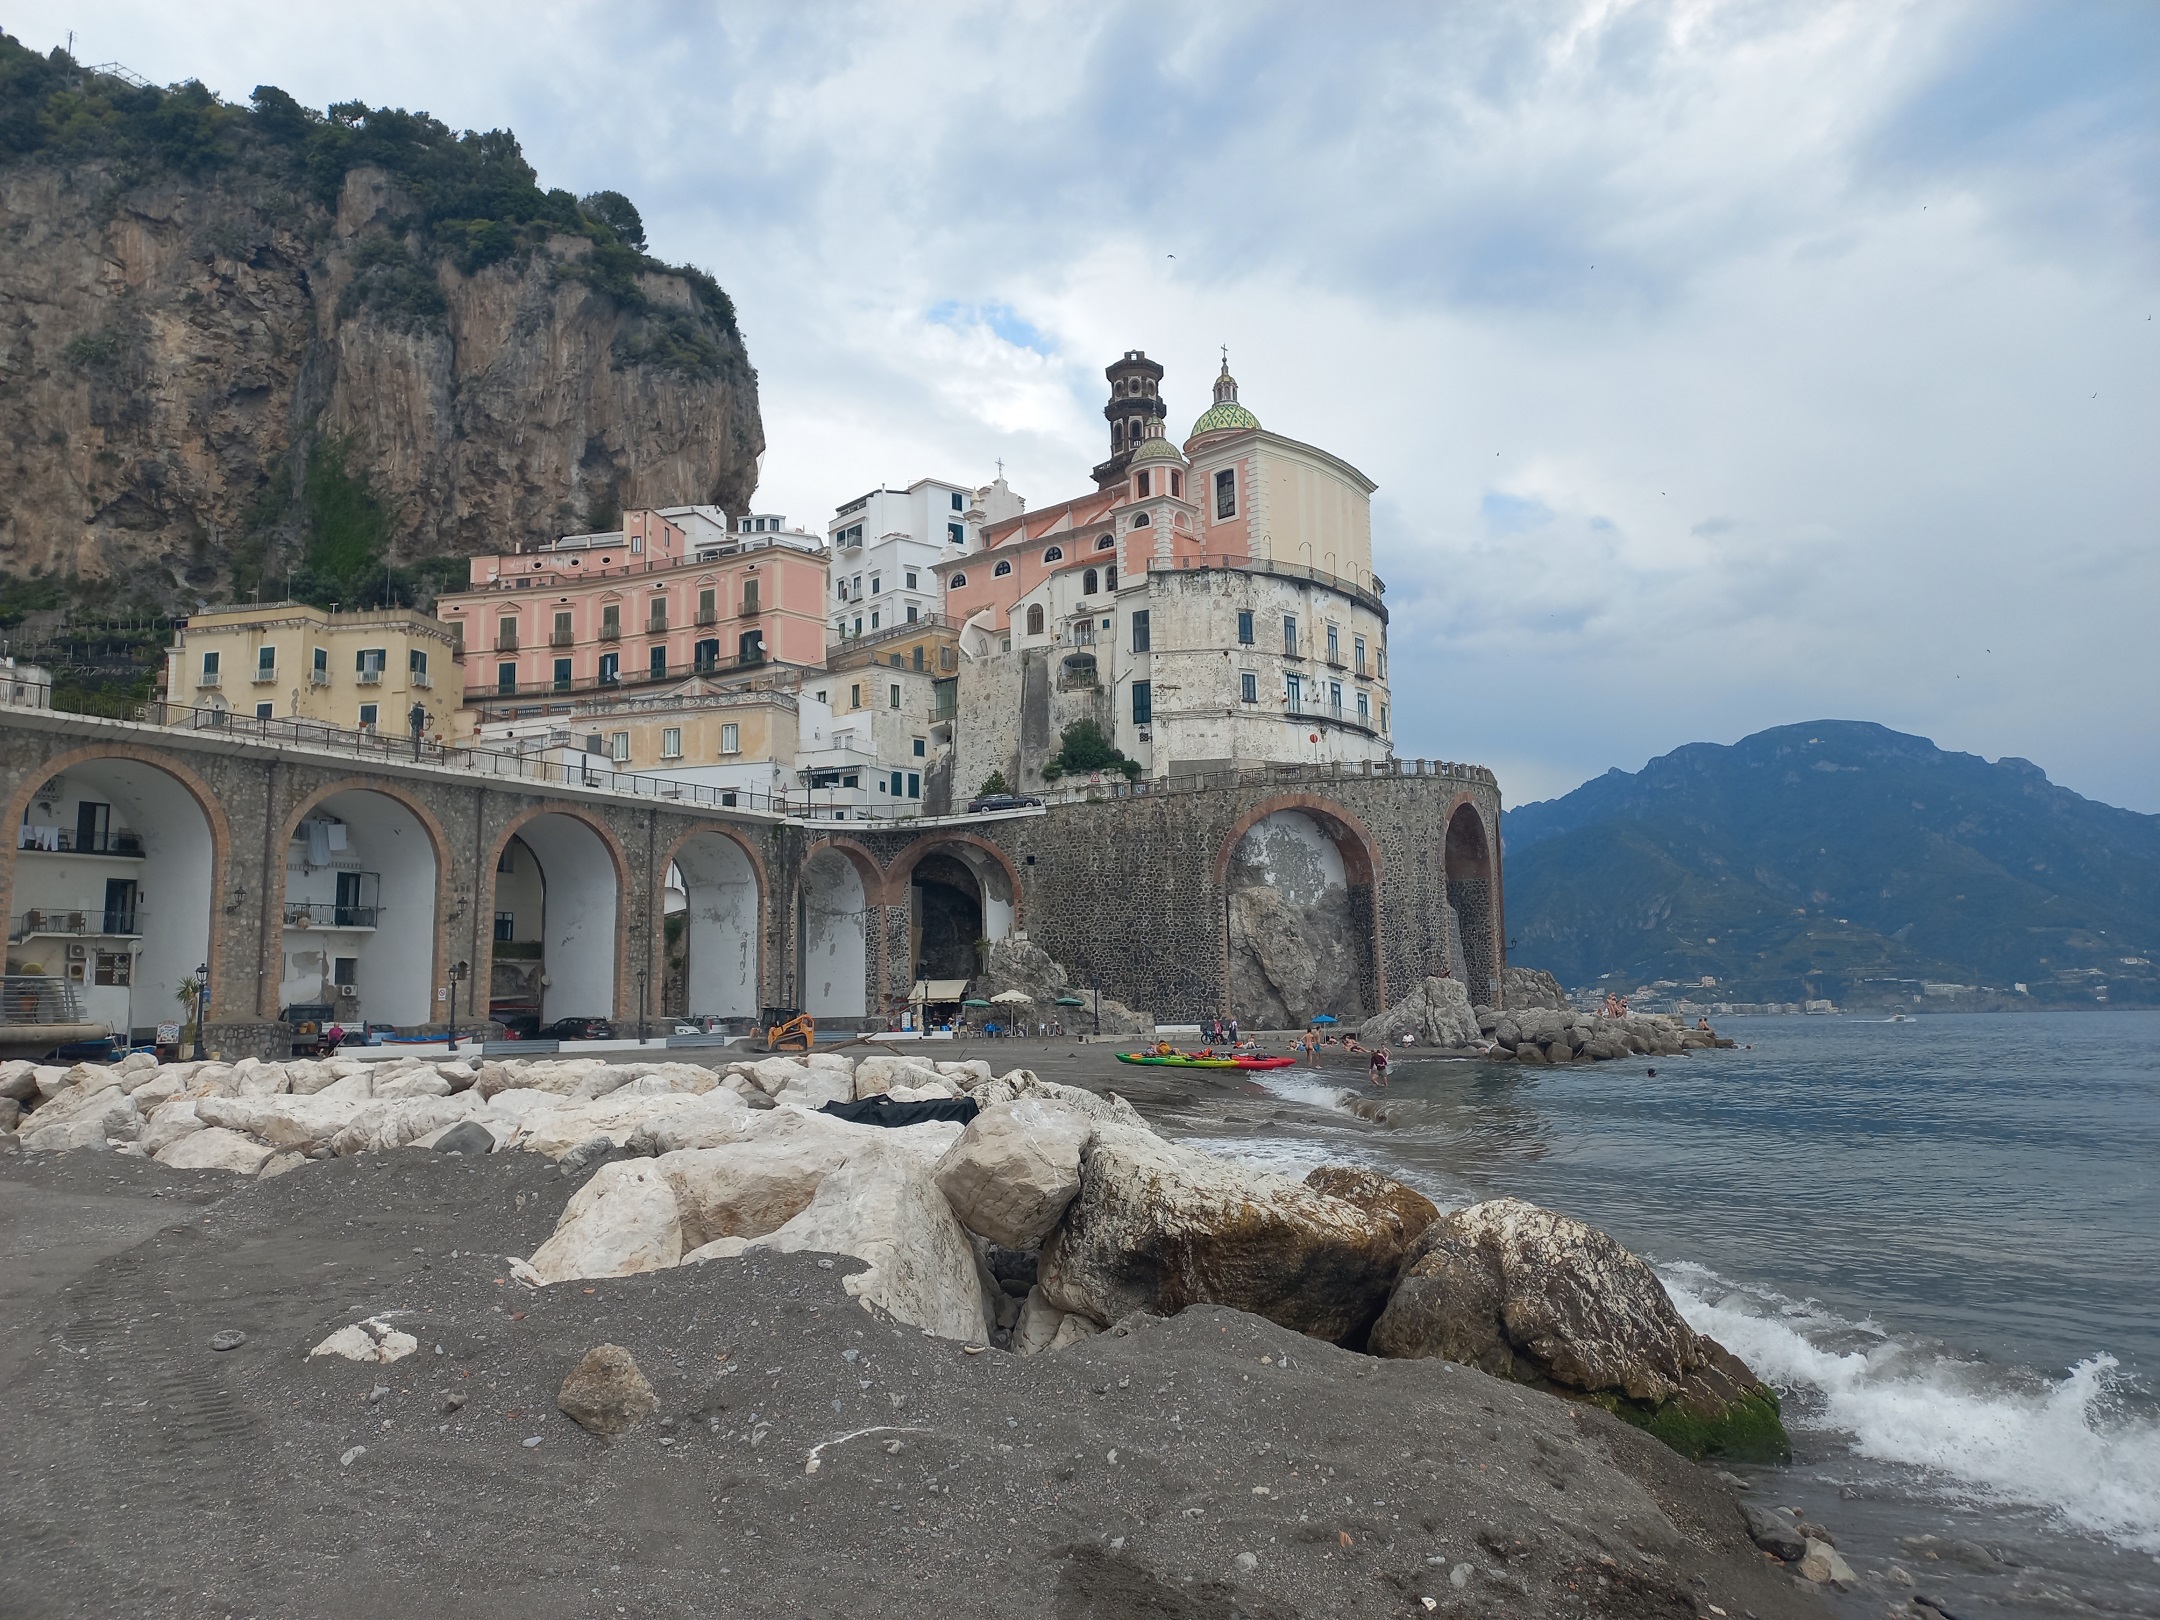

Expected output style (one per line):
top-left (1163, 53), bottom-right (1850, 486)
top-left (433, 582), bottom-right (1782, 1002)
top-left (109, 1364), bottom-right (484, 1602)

top-left (1368, 1045), bottom-right (1391, 1087)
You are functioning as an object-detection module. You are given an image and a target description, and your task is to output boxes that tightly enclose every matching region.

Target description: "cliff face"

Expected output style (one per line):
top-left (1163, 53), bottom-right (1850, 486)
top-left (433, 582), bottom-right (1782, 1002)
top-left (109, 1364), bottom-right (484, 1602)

top-left (0, 159), bottom-right (762, 598)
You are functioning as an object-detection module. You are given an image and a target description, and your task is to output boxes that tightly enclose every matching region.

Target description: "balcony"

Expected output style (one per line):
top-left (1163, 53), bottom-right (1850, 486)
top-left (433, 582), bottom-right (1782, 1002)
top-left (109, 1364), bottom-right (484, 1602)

top-left (282, 902), bottom-right (379, 930)
top-left (196, 669), bottom-right (222, 688)
top-left (308, 669), bottom-right (331, 687)
top-left (551, 628), bottom-right (575, 648)
top-left (356, 667), bottom-right (384, 686)
top-left (412, 670), bottom-right (433, 689)
top-left (464, 647), bottom-right (778, 701)
top-left (10, 909), bottom-right (141, 942)
top-left (0, 975), bottom-right (87, 1026)
top-left (695, 608), bottom-right (718, 627)
top-left (251, 667), bottom-right (279, 684)
top-left (495, 634), bottom-right (520, 653)
top-left (598, 622), bottom-right (622, 642)
top-left (647, 616), bottom-right (669, 635)
top-left (17, 827), bottom-right (145, 857)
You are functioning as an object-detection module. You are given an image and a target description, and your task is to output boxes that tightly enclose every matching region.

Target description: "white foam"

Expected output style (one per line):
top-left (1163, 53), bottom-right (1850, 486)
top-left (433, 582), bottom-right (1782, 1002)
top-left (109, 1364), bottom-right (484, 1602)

top-left (1663, 1266), bottom-right (2160, 1554)
top-left (1239, 1067), bottom-right (1363, 1114)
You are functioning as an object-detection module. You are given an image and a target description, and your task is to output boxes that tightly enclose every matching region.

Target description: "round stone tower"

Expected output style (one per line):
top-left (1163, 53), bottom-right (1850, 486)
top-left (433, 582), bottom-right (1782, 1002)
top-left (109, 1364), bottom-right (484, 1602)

top-left (1092, 350), bottom-right (1168, 490)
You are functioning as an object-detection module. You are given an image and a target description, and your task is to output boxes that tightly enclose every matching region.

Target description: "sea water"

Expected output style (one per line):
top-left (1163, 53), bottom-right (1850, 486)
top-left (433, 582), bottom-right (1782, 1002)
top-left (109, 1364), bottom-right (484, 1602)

top-left (1180, 1012), bottom-right (2160, 1617)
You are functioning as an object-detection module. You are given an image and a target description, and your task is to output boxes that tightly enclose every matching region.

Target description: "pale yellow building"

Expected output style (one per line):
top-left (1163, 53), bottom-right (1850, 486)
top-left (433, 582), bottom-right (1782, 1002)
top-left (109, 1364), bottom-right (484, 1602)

top-left (163, 604), bottom-right (472, 741)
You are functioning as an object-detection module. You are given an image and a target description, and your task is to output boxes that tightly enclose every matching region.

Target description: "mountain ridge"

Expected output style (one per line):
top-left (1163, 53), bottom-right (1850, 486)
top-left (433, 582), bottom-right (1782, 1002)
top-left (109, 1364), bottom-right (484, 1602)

top-left (1500, 721), bottom-right (2160, 1009)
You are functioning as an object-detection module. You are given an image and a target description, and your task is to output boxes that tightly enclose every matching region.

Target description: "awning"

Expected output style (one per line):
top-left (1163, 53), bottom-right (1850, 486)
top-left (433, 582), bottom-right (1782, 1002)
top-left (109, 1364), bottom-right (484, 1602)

top-left (910, 979), bottom-right (970, 1003)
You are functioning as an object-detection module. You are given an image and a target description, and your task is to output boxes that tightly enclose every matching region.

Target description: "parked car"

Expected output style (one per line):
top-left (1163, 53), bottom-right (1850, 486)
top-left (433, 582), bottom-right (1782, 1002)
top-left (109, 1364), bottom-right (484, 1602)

top-left (537, 1016), bottom-right (616, 1042)
top-left (966, 792), bottom-right (1045, 813)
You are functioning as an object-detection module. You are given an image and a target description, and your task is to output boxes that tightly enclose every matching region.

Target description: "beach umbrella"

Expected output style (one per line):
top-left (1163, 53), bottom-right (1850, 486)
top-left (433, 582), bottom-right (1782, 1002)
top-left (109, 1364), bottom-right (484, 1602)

top-left (1310, 1014), bottom-right (1338, 1025)
top-left (990, 990), bottom-right (1033, 1004)
top-left (1054, 996), bottom-right (1086, 1006)
top-left (961, 998), bottom-right (993, 1008)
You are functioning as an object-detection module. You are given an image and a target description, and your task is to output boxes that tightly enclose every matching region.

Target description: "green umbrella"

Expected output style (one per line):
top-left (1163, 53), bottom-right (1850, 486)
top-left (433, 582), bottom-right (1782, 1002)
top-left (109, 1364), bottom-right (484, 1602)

top-left (962, 998), bottom-right (993, 1008)
top-left (1054, 996), bottom-right (1086, 1006)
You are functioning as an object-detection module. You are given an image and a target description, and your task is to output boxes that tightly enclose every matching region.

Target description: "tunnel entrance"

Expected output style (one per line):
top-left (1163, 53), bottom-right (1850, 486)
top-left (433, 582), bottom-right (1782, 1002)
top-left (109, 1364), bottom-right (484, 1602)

top-left (911, 852), bottom-right (983, 983)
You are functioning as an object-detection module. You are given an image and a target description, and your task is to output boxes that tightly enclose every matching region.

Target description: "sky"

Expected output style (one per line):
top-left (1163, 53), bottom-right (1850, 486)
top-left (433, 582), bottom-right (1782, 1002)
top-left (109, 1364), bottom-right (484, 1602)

top-left (14, 0), bottom-right (2159, 810)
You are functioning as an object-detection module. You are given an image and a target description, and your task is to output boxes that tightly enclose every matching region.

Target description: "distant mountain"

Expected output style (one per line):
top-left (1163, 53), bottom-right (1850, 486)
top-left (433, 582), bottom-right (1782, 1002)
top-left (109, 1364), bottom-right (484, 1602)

top-left (1501, 722), bottom-right (2160, 1009)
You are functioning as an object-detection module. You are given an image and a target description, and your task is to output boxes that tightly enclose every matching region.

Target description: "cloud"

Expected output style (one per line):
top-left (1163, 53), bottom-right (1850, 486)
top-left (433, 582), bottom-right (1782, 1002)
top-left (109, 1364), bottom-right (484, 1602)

top-left (12, 0), bottom-right (2158, 810)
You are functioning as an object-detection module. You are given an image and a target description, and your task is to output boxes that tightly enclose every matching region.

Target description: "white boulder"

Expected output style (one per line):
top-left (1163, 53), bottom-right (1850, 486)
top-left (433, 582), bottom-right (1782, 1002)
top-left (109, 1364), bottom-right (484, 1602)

top-left (308, 1316), bottom-right (419, 1363)
top-left (933, 1098), bottom-right (1093, 1248)
top-left (196, 1093), bottom-right (366, 1153)
top-left (139, 1098), bottom-right (207, 1157)
top-left (155, 1127), bottom-right (276, 1174)
top-left (522, 1159), bottom-right (684, 1284)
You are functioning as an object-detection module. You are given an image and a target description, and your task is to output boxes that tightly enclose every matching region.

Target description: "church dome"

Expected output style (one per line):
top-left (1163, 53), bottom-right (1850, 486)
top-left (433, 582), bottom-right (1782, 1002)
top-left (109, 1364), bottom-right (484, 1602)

top-left (1128, 429), bottom-right (1186, 466)
top-left (1188, 353), bottom-right (1260, 438)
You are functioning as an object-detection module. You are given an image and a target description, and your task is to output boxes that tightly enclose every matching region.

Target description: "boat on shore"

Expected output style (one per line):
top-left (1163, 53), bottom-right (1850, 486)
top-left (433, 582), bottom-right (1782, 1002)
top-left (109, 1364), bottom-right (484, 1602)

top-left (1116, 1051), bottom-right (1296, 1070)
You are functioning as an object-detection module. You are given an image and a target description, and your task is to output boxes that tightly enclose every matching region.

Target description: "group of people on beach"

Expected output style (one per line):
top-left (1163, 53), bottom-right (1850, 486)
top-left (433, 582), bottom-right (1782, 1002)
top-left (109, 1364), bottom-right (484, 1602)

top-left (1290, 1027), bottom-right (1390, 1087)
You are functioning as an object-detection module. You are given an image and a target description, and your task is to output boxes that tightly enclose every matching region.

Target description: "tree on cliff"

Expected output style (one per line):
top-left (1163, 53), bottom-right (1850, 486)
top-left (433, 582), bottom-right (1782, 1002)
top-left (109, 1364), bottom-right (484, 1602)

top-left (1040, 720), bottom-right (1142, 782)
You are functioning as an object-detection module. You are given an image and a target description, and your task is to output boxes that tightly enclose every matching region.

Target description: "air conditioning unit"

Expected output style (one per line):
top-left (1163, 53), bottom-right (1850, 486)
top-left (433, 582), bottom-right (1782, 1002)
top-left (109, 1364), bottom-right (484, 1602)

top-left (336, 984), bottom-right (360, 1000)
top-left (66, 942), bottom-right (87, 961)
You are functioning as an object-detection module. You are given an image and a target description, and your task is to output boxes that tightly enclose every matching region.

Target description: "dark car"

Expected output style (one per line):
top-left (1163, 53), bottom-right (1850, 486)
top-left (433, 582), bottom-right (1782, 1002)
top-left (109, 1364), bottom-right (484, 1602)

top-left (966, 792), bottom-right (1045, 814)
top-left (538, 1016), bottom-right (616, 1041)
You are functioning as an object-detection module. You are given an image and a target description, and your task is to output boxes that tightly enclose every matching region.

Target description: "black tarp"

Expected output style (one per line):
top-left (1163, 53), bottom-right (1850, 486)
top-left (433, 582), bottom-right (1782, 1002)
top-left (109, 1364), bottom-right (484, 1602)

top-left (818, 1095), bottom-right (981, 1128)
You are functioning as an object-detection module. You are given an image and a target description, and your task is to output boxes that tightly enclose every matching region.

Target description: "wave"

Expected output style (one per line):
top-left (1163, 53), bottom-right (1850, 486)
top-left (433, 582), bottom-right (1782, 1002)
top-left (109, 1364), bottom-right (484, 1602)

top-left (1236, 1066), bottom-right (1364, 1114)
top-left (1662, 1264), bottom-right (2160, 1555)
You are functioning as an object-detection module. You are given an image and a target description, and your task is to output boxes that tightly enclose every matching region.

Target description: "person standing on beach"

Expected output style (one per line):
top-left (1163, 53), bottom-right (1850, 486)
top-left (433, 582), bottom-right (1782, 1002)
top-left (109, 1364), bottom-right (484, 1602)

top-left (1368, 1045), bottom-right (1390, 1088)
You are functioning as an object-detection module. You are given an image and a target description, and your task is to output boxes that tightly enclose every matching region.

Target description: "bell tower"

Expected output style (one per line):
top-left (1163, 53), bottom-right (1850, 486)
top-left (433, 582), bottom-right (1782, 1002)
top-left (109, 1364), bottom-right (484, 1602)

top-left (1091, 350), bottom-right (1167, 490)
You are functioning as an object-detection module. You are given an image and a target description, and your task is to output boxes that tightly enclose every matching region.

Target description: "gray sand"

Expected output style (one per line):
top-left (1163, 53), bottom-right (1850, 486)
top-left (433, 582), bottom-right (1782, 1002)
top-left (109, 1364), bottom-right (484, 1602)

top-left (0, 1050), bottom-right (1826, 1620)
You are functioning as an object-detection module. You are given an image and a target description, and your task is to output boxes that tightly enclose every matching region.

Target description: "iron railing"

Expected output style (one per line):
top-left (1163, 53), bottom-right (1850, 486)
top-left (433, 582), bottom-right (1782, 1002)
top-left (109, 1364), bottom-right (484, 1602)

top-left (282, 903), bottom-right (380, 929)
top-left (471, 649), bottom-right (775, 700)
top-left (0, 975), bottom-right (88, 1025)
top-left (16, 827), bottom-right (145, 856)
top-left (11, 909), bottom-right (140, 941)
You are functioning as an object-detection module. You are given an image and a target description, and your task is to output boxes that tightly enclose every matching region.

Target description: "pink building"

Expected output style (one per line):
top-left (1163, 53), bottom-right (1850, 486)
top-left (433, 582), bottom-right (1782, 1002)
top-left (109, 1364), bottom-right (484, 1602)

top-left (436, 507), bottom-right (830, 702)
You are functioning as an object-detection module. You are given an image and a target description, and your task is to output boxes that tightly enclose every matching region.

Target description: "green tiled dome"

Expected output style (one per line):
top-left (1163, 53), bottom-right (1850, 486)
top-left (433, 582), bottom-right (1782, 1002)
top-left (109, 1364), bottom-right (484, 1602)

top-left (1129, 432), bottom-right (1186, 465)
top-left (1188, 399), bottom-right (1261, 437)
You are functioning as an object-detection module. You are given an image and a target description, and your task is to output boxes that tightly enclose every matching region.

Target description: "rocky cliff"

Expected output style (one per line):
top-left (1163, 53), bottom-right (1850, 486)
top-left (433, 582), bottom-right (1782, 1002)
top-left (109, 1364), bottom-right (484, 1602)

top-left (0, 49), bottom-right (762, 608)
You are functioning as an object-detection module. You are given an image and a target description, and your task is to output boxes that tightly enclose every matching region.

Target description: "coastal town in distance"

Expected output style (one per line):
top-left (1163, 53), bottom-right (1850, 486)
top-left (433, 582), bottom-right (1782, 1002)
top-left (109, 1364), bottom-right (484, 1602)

top-left (0, 15), bottom-right (2154, 1620)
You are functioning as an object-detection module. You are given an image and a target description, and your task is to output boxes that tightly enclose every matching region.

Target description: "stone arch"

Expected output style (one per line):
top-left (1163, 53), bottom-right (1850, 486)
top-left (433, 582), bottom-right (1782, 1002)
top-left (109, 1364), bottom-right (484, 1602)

top-left (1213, 794), bottom-right (1384, 1028)
top-left (275, 778), bottom-right (450, 1029)
top-left (797, 839), bottom-right (874, 1020)
top-left (0, 744), bottom-right (228, 1030)
top-left (660, 821), bottom-right (770, 1023)
top-left (885, 832), bottom-right (1025, 987)
top-left (1443, 798), bottom-right (1500, 1006)
top-left (481, 804), bottom-right (630, 1033)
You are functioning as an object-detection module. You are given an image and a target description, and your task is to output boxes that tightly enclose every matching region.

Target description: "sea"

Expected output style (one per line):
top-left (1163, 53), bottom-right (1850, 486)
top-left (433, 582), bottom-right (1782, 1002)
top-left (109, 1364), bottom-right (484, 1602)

top-left (1172, 1011), bottom-right (2160, 1619)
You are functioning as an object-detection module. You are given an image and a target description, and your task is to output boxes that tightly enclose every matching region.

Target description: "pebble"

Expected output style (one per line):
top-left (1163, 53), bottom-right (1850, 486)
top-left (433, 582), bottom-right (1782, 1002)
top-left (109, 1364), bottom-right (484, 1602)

top-left (339, 1446), bottom-right (365, 1467)
top-left (1450, 1564), bottom-right (1471, 1590)
top-left (1234, 1552), bottom-right (1258, 1573)
top-left (521, 1435), bottom-right (542, 1448)
top-left (208, 1329), bottom-right (247, 1352)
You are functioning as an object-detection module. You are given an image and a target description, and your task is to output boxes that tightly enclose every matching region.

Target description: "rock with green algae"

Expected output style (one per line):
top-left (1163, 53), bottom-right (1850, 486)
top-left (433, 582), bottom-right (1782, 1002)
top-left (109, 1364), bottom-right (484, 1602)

top-left (1368, 1195), bottom-right (1791, 1463)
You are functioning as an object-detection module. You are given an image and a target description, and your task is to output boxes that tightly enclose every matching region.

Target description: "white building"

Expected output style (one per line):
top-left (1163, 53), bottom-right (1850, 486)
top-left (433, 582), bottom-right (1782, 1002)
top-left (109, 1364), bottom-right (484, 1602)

top-left (826, 475), bottom-right (1025, 642)
top-left (1, 656), bottom-right (53, 709)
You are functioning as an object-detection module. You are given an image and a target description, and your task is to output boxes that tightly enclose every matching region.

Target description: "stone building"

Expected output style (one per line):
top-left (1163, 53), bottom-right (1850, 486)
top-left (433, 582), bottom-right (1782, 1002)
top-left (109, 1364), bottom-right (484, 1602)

top-left (945, 354), bottom-right (1393, 795)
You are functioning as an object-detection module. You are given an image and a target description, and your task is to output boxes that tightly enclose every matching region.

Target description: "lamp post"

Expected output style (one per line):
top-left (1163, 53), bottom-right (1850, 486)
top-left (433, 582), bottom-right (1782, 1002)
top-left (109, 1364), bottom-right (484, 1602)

top-left (408, 702), bottom-right (428, 762)
top-left (448, 959), bottom-right (469, 1050)
top-left (191, 961), bottom-right (208, 1061)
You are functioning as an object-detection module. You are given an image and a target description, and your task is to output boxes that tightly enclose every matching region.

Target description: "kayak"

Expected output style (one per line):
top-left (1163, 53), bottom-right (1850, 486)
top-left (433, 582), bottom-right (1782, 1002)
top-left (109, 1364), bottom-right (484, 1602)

top-left (1116, 1052), bottom-right (1297, 1070)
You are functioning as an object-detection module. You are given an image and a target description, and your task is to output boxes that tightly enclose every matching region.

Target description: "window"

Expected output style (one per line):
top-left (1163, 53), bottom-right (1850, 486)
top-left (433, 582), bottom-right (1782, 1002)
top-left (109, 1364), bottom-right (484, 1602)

top-left (1354, 634), bottom-right (1367, 674)
top-left (905, 569), bottom-right (919, 589)
top-left (609, 732), bottom-right (630, 763)
top-left (1026, 603), bottom-right (1045, 635)
top-left (599, 652), bottom-right (620, 685)
top-left (993, 559), bottom-right (1013, 577)
top-left (1377, 644), bottom-right (1386, 678)
top-left (947, 523), bottom-right (965, 544)
top-left (1095, 534), bottom-right (1115, 551)
top-left (1170, 470), bottom-right (1182, 497)
top-left (1241, 671), bottom-right (1258, 704)
top-left (312, 646), bottom-right (328, 677)
top-left (649, 646), bottom-right (667, 680)
top-left (1134, 470), bottom-right (1150, 497)
top-left (1105, 566), bottom-right (1116, 590)
top-left (948, 571), bottom-right (967, 588)
top-left (695, 639), bottom-right (719, 672)
top-left (1042, 547), bottom-right (1063, 563)
top-left (951, 491), bottom-right (965, 511)
top-left (908, 772), bottom-right (921, 798)
top-left (1282, 615), bottom-right (1298, 655)
top-left (494, 912), bottom-right (515, 942)
top-left (870, 574), bottom-right (881, 595)
top-left (699, 587), bottom-right (716, 622)
top-left (1284, 675), bottom-right (1301, 714)
top-left (356, 647), bottom-right (386, 677)
top-left (739, 628), bottom-right (765, 663)
top-left (255, 702), bottom-right (274, 720)
top-left (601, 603), bottom-right (620, 636)
top-left (1083, 569), bottom-right (1098, 594)
top-left (411, 648), bottom-right (429, 677)
top-left (648, 597), bottom-right (668, 631)
top-left (836, 524), bottom-right (862, 547)
top-left (889, 684), bottom-right (901, 709)
top-left (1215, 467), bottom-right (1237, 518)
top-left (358, 703), bottom-right (379, 728)
top-left (890, 771), bottom-right (903, 797)
top-left (552, 658), bottom-right (572, 690)
top-left (815, 690), bottom-right (828, 704)
top-left (720, 722), bottom-right (740, 755)
top-left (742, 577), bottom-right (760, 614)
top-left (852, 617), bottom-right (863, 636)
top-left (1380, 702), bottom-right (1389, 733)
top-left (1131, 610), bottom-right (1150, 652)
top-left (906, 604), bottom-right (919, 624)
top-left (870, 610), bottom-right (880, 630)
top-left (497, 662), bottom-right (517, 695)
top-left (256, 644), bottom-right (276, 674)
top-left (912, 737), bottom-right (926, 757)
top-left (1132, 512), bottom-right (1150, 528)
top-left (1327, 624), bottom-right (1340, 662)
top-left (1330, 680), bottom-right (1344, 715)
top-left (332, 957), bottom-right (358, 988)
top-left (554, 610), bottom-right (573, 644)
top-left (1356, 690), bottom-right (1370, 723)
top-left (1237, 609), bottom-right (1255, 645)
top-left (1132, 681), bottom-right (1152, 725)
top-left (662, 727), bottom-right (682, 759)
top-left (850, 683), bottom-right (862, 708)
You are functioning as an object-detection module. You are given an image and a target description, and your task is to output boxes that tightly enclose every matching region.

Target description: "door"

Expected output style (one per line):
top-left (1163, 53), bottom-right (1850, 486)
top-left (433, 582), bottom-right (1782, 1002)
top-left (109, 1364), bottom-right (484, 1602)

top-left (335, 871), bottom-right (365, 927)
top-left (75, 800), bottom-right (110, 854)
top-left (102, 878), bottom-right (137, 936)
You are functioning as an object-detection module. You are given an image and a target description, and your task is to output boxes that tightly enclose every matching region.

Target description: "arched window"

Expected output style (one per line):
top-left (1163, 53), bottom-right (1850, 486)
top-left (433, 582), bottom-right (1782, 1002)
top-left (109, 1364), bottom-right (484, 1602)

top-left (1083, 568), bottom-right (1099, 594)
top-left (948, 572), bottom-right (967, 588)
top-left (1105, 566), bottom-right (1117, 590)
top-left (1132, 511), bottom-right (1150, 527)
top-left (993, 559), bottom-right (1013, 577)
top-left (1042, 545), bottom-right (1063, 562)
top-left (1095, 534), bottom-right (1116, 551)
top-left (1026, 603), bottom-right (1045, 635)
top-left (1170, 470), bottom-right (1182, 497)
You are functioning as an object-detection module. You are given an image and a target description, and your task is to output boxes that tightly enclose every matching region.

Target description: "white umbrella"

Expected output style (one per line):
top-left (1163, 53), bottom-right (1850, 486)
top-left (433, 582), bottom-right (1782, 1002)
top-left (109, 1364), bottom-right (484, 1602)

top-left (989, 989), bottom-right (1034, 1004)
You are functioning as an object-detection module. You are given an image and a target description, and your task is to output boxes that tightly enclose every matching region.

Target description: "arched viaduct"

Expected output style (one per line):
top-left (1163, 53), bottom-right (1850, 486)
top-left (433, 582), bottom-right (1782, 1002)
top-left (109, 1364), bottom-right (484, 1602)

top-left (0, 707), bottom-right (1505, 1052)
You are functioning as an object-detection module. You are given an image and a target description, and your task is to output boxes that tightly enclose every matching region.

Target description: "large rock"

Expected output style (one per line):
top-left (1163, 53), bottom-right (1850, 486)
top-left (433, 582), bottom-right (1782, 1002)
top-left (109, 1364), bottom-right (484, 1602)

top-left (1011, 1076), bottom-right (1149, 1132)
top-left (325, 1094), bottom-right (483, 1156)
top-left (508, 1091), bottom-right (730, 1159)
top-left (195, 1093), bottom-right (365, 1152)
top-left (1038, 1125), bottom-right (1407, 1343)
top-left (621, 1089), bottom-right (753, 1156)
top-left (933, 1098), bottom-right (1092, 1248)
top-left (1501, 966), bottom-right (1569, 1010)
top-left (523, 1160), bottom-right (684, 1284)
top-left (1360, 976), bottom-right (1480, 1049)
top-left (747, 1146), bottom-right (992, 1342)
top-left (852, 1055), bottom-right (946, 1099)
top-left (1369, 1197), bottom-right (1788, 1462)
top-left (655, 1122), bottom-right (851, 1249)
top-left (556, 1344), bottom-right (658, 1435)
top-left (976, 937), bottom-right (1152, 1034)
top-left (155, 1127), bottom-right (275, 1174)
top-left (1303, 1166), bottom-right (1440, 1251)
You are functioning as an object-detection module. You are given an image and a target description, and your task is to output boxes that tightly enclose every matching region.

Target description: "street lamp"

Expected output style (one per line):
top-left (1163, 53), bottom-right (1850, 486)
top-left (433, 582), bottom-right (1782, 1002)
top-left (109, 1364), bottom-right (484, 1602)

top-left (448, 959), bottom-right (470, 1049)
top-left (191, 961), bottom-right (208, 1061)
top-left (408, 702), bottom-right (429, 761)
